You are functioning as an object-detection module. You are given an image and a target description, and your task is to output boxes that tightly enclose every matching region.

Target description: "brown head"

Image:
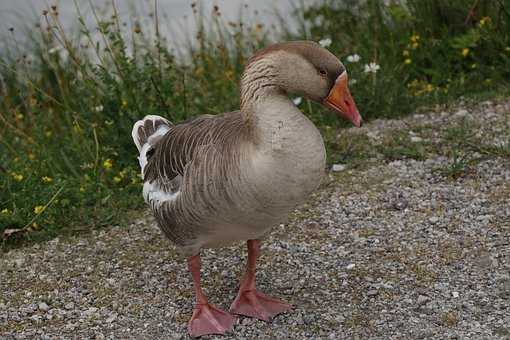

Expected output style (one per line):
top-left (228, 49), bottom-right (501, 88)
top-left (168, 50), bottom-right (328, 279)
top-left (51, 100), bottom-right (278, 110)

top-left (243, 41), bottom-right (362, 127)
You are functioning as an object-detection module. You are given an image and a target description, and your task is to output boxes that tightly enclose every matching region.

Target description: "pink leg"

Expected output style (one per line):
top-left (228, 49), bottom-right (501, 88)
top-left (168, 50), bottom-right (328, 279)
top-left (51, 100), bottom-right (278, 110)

top-left (187, 254), bottom-right (235, 337)
top-left (230, 240), bottom-right (292, 321)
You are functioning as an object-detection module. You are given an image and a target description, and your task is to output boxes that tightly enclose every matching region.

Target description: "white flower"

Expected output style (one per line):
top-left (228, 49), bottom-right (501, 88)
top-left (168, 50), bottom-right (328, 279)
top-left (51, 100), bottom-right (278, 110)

top-left (364, 62), bottom-right (381, 74)
top-left (94, 105), bottom-right (104, 112)
top-left (346, 54), bottom-right (361, 63)
top-left (318, 38), bottom-right (332, 48)
top-left (349, 79), bottom-right (357, 85)
top-left (293, 97), bottom-right (302, 106)
top-left (48, 46), bottom-right (61, 54)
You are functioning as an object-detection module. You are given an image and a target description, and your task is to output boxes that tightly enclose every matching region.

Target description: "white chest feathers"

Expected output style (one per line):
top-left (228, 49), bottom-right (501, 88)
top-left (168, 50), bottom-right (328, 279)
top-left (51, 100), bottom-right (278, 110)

top-left (143, 179), bottom-right (181, 208)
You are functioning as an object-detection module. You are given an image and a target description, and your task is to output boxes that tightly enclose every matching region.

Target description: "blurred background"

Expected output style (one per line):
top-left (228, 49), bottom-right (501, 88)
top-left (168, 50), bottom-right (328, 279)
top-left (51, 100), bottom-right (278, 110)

top-left (0, 0), bottom-right (305, 50)
top-left (1, 0), bottom-right (509, 247)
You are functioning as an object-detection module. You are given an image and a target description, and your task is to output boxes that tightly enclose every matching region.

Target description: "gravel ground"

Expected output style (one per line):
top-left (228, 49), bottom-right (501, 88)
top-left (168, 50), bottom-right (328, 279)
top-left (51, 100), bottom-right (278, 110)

top-left (1, 100), bottom-right (509, 339)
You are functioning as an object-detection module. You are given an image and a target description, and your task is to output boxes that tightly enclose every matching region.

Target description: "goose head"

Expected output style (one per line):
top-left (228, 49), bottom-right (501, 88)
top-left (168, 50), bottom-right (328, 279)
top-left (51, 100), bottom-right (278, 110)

top-left (241, 41), bottom-right (362, 127)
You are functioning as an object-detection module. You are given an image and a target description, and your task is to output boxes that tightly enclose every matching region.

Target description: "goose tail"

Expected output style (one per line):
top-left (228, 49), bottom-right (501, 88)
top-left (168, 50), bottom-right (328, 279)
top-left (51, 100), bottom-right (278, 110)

top-left (131, 115), bottom-right (172, 176)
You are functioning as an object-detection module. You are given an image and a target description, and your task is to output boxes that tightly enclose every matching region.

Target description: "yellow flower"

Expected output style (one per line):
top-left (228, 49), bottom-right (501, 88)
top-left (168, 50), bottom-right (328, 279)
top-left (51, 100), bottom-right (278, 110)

top-left (461, 48), bottom-right (470, 57)
top-left (119, 169), bottom-right (127, 178)
top-left (42, 176), bottom-right (53, 183)
top-left (505, 47), bottom-right (510, 52)
top-left (34, 205), bottom-right (45, 214)
top-left (12, 173), bottom-right (23, 182)
top-left (113, 176), bottom-right (122, 183)
top-left (425, 84), bottom-right (434, 92)
top-left (73, 124), bottom-right (82, 134)
top-left (45, 130), bottom-right (53, 138)
top-left (479, 16), bottom-right (490, 27)
top-left (15, 113), bottom-right (24, 120)
top-left (1, 208), bottom-right (10, 215)
top-left (225, 70), bottom-right (234, 80)
top-left (404, 58), bottom-right (412, 65)
top-left (103, 159), bottom-right (113, 170)
top-left (471, 63), bottom-right (477, 69)
top-left (402, 50), bottom-right (410, 57)
top-left (28, 153), bottom-right (35, 160)
top-left (410, 34), bottom-right (420, 43)
top-left (411, 42), bottom-right (419, 49)
top-left (121, 100), bottom-right (128, 108)
top-left (79, 186), bottom-right (85, 192)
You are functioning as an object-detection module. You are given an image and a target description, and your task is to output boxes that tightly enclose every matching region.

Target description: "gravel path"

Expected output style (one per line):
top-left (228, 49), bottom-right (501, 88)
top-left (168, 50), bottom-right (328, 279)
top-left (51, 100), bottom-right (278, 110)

top-left (1, 100), bottom-right (509, 339)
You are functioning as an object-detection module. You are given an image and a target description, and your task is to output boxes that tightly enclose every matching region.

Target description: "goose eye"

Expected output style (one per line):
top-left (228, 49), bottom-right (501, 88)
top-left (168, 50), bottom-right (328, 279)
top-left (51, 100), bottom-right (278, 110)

top-left (319, 69), bottom-right (327, 76)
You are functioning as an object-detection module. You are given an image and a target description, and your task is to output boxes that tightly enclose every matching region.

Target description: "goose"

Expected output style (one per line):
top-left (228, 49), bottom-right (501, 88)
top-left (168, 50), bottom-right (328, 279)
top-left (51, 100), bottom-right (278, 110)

top-left (131, 41), bottom-right (361, 337)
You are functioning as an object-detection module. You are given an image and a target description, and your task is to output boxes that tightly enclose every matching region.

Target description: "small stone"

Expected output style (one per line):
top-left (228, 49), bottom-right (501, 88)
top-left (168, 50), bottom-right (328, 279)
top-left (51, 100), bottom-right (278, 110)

top-left (454, 109), bottom-right (469, 117)
top-left (65, 302), bottom-right (74, 310)
top-left (346, 263), bottom-right (356, 270)
top-left (393, 199), bottom-right (408, 211)
top-left (84, 307), bottom-right (98, 316)
top-left (452, 291), bottom-right (460, 298)
top-left (331, 164), bottom-right (346, 172)
top-left (476, 215), bottom-right (490, 222)
top-left (105, 314), bottom-right (117, 323)
top-left (303, 314), bottom-right (315, 324)
top-left (295, 315), bottom-right (304, 325)
top-left (30, 315), bottom-right (42, 322)
top-left (242, 317), bottom-right (254, 326)
top-left (429, 216), bottom-right (439, 224)
top-left (417, 295), bottom-right (429, 305)
top-left (410, 136), bottom-right (423, 143)
top-left (38, 302), bottom-right (49, 312)
top-left (367, 289), bottom-right (378, 297)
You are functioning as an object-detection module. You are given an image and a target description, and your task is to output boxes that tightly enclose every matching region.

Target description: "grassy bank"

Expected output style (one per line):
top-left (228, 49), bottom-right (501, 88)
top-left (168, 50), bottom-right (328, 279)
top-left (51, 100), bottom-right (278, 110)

top-left (1, 0), bottom-right (509, 248)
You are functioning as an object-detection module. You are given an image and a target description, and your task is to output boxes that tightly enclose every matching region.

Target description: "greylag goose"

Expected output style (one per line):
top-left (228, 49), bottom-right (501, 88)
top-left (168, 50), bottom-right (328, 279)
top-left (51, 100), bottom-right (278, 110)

top-left (131, 41), bottom-right (361, 337)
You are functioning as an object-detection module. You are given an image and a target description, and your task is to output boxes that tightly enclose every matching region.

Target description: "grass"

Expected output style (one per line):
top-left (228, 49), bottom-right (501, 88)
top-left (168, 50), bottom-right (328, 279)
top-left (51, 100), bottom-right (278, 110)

top-left (1, 0), bottom-right (510, 249)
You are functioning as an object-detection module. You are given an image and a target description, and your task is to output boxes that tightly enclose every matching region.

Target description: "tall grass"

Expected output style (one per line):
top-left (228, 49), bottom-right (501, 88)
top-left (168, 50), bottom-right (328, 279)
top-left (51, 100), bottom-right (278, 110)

top-left (1, 0), bottom-right (509, 247)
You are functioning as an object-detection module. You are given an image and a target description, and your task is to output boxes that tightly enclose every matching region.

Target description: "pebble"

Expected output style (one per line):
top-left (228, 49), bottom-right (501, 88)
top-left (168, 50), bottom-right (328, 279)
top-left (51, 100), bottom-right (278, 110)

top-left (105, 314), bottom-right (117, 323)
top-left (454, 109), bottom-right (469, 117)
top-left (38, 302), bottom-right (49, 312)
top-left (367, 289), bottom-right (378, 297)
top-left (417, 295), bottom-right (429, 305)
top-left (429, 216), bottom-right (439, 224)
top-left (331, 164), bottom-right (346, 172)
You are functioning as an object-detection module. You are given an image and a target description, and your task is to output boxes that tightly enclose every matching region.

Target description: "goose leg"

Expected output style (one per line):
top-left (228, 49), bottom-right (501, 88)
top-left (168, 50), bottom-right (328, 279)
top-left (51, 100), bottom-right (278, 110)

top-left (230, 239), bottom-right (292, 321)
top-left (187, 254), bottom-right (235, 337)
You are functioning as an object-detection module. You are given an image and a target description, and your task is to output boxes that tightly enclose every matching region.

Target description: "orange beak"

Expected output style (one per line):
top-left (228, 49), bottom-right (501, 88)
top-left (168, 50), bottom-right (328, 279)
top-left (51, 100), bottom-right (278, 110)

top-left (323, 71), bottom-right (362, 127)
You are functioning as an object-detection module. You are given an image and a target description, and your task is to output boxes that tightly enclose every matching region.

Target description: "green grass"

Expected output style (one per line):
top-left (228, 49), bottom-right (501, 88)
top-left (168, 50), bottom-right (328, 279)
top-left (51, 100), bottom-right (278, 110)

top-left (1, 0), bottom-right (510, 249)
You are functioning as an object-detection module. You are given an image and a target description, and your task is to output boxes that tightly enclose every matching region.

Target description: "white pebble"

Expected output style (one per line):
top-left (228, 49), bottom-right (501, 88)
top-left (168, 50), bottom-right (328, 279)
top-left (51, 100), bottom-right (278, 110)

top-left (332, 164), bottom-right (346, 172)
top-left (38, 302), bottom-right (49, 312)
